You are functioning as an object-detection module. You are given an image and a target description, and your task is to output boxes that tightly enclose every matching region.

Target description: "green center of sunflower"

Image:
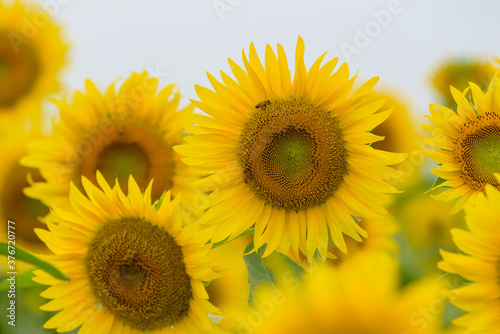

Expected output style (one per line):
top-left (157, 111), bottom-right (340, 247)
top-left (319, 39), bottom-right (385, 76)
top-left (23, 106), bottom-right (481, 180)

top-left (269, 129), bottom-right (312, 177)
top-left (0, 31), bottom-right (40, 108)
top-left (238, 99), bottom-right (347, 211)
top-left (468, 130), bottom-right (500, 175)
top-left (455, 112), bottom-right (500, 190)
top-left (78, 124), bottom-right (174, 201)
top-left (85, 218), bottom-right (192, 330)
top-left (96, 142), bottom-right (149, 186)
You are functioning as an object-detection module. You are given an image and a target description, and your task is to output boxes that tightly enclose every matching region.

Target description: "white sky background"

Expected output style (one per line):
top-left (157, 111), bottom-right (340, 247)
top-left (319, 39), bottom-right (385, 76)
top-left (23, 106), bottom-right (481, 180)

top-left (37, 0), bottom-right (500, 129)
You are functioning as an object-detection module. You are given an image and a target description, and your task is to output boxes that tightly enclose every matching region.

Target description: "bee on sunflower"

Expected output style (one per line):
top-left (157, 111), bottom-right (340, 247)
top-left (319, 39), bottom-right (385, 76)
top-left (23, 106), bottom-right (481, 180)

top-left (175, 36), bottom-right (404, 261)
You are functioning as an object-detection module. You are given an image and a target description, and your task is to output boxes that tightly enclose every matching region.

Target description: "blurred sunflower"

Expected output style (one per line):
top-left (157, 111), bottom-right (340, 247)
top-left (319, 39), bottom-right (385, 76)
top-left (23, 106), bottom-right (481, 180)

top-left (205, 234), bottom-right (252, 310)
top-left (0, 123), bottom-right (49, 255)
top-left (432, 58), bottom-right (497, 107)
top-left (326, 215), bottom-right (398, 266)
top-left (372, 92), bottom-right (419, 155)
top-left (175, 36), bottom-right (404, 260)
top-left (423, 78), bottom-right (500, 214)
top-left (248, 253), bottom-right (444, 334)
top-left (371, 91), bottom-right (421, 190)
top-left (205, 234), bottom-right (253, 333)
top-left (439, 179), bottom-right (500, 332)
top-left (394, 185), bottom-right (467, 279)
top-left (21, 72), bottom-right (202, 223)
top-left (0, 0), bottom-right (67, 125)
top-left (34, 174), bottom-right (220, 333)
top-left (398, 192), bottom-right (465, 250)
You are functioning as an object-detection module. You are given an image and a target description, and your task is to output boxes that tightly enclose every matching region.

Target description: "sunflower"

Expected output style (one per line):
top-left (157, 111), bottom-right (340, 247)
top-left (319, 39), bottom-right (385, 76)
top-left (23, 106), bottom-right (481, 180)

top-left (205, 234), bottom-right (253, 333)
top-left (371, 91), bottom-right (422, 190)
top-left (175, 36), bottom-right (404, 260)
top-left (205, 234), bottom-right (252, 310)
top-left (432, 58), bottom-right (497, 107)
top-left (0, 122), bottom-right (49, 255)
top-left (398, 191), bottom-right (465, 250)
top-left (326, 215), bottom-right (398, 266)
top-left (0, 0), bottom-right (67, 125)
top-left (21, 72), bottom-right (202, 223)
top-left (423, 78), bottom-right (500, 214)
top-left (288, 213), bottom-right (398, 269)
top-left (240, 253), bottom-right (444, 334)
top-left (439, 179), bottom-right (500, 333)
top-left (34, 173), bottom-right (220, 333)
top-left (393, 183), bottom-right (467, 278)
top-left (372, 91), bottom-right (419, 155)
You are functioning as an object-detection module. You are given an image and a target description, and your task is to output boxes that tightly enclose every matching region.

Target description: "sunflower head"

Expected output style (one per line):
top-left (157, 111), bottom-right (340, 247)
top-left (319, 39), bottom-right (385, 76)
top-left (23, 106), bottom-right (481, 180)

top-left (439, 176), bottom-right (500, 332)
top-left (371, 91), bottom-right (421, 190)
top-left (176, 37), bottom-right (404, 261)
top-left (238, 253), bottom-right (444, 334)
top-left (0, 1), bottom-right (67, 124)
top-left (21, 71), bottom-right (203, 224)
top-left (432, 58), bottom-right (497, 106)
top-left (423, 77), bottom-right (500, 213)
top-left (0, 123), bottom-right (49, 255)
top-left (326, 216), bottom-right (399, 267)
top-left (34, 173), bottom-right (220, 333)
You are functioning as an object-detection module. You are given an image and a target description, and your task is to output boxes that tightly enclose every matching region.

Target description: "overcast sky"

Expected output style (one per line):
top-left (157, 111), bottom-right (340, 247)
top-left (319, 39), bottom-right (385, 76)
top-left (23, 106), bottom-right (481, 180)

top-left (36, 0), bottom-right (500, 129)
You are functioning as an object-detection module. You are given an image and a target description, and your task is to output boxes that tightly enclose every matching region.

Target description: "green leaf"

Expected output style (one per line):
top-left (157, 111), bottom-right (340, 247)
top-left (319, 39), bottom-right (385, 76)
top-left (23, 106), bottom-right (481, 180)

top-left (243, 241), bottom-right (306, 305)
top-left (0, 269), bottom-right (41, 291)
top-left (154, 191), bottom-right (167, 210)
top-left (1, 242), bottom-right (68, 281)
top-left (424, 176), bottom-right (446, 194)
top-left (211, 228), bottom-right (254, 249)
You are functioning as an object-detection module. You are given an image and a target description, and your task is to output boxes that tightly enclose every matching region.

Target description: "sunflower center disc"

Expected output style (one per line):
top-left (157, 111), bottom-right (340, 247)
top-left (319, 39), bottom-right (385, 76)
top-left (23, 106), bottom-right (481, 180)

top-left (96, 142), bottom-right (149, 186)
top-left (78, 124), bottom-right (174, 201)
top-left (86, 218), bottom-right (192, 330)
top-left (455, 113), bottom-right (500, 190)
top-left (239, 99), bottom-right (347, 211)
top-left (0, 32), bottom-right (40, 107)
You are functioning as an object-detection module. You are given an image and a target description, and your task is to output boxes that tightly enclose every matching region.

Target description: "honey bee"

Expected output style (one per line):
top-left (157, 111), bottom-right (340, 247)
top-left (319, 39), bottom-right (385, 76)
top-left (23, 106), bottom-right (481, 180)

top-left (242, 169), bottom-right (250, 184)
top-left (255, 100), bottom-right (271, 110)
top-left (123, 249), bottom-right (138, 262)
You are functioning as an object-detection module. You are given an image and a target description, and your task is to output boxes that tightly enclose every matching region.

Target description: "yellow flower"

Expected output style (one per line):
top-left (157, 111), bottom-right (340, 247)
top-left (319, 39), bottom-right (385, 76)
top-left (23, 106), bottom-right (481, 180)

top-left (21, 72), bottom-right (202, 223)
top-left (0, 0), bottom-right (67, 124)
top-left (284, 214), bottom-right (398, 269)
top-left (439, 179), bottom-right (500, 333)
top-left (432, 58), bottom-right (497, 106)
top-left (34, 173), bottom-right (220, 333)
top-left (372, 92), bottom-right (419, 155)
top-left (175, 37), bottom-right (404, 260)
top-left (0, 123), bottom-right (49, 255)
top-left (243, 253), bottom-right (444, 334)
top-left (371, 91), bottom-right (422, 190)
top-left (398, 192), bottom-right (465, 250)
top-left (423, 78), bottom-right (500, 214)
top-left (326, 216), bottom-right (398, 266)
top-left (206, 234), bottom-right (253, 332)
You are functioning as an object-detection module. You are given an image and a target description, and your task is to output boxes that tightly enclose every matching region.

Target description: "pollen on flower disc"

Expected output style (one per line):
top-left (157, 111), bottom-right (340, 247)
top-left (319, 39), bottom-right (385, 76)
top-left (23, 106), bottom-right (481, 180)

top-left (238, 99), bottom-right (348, 211)
top-left (85, 218), bottom-right (192, 330)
